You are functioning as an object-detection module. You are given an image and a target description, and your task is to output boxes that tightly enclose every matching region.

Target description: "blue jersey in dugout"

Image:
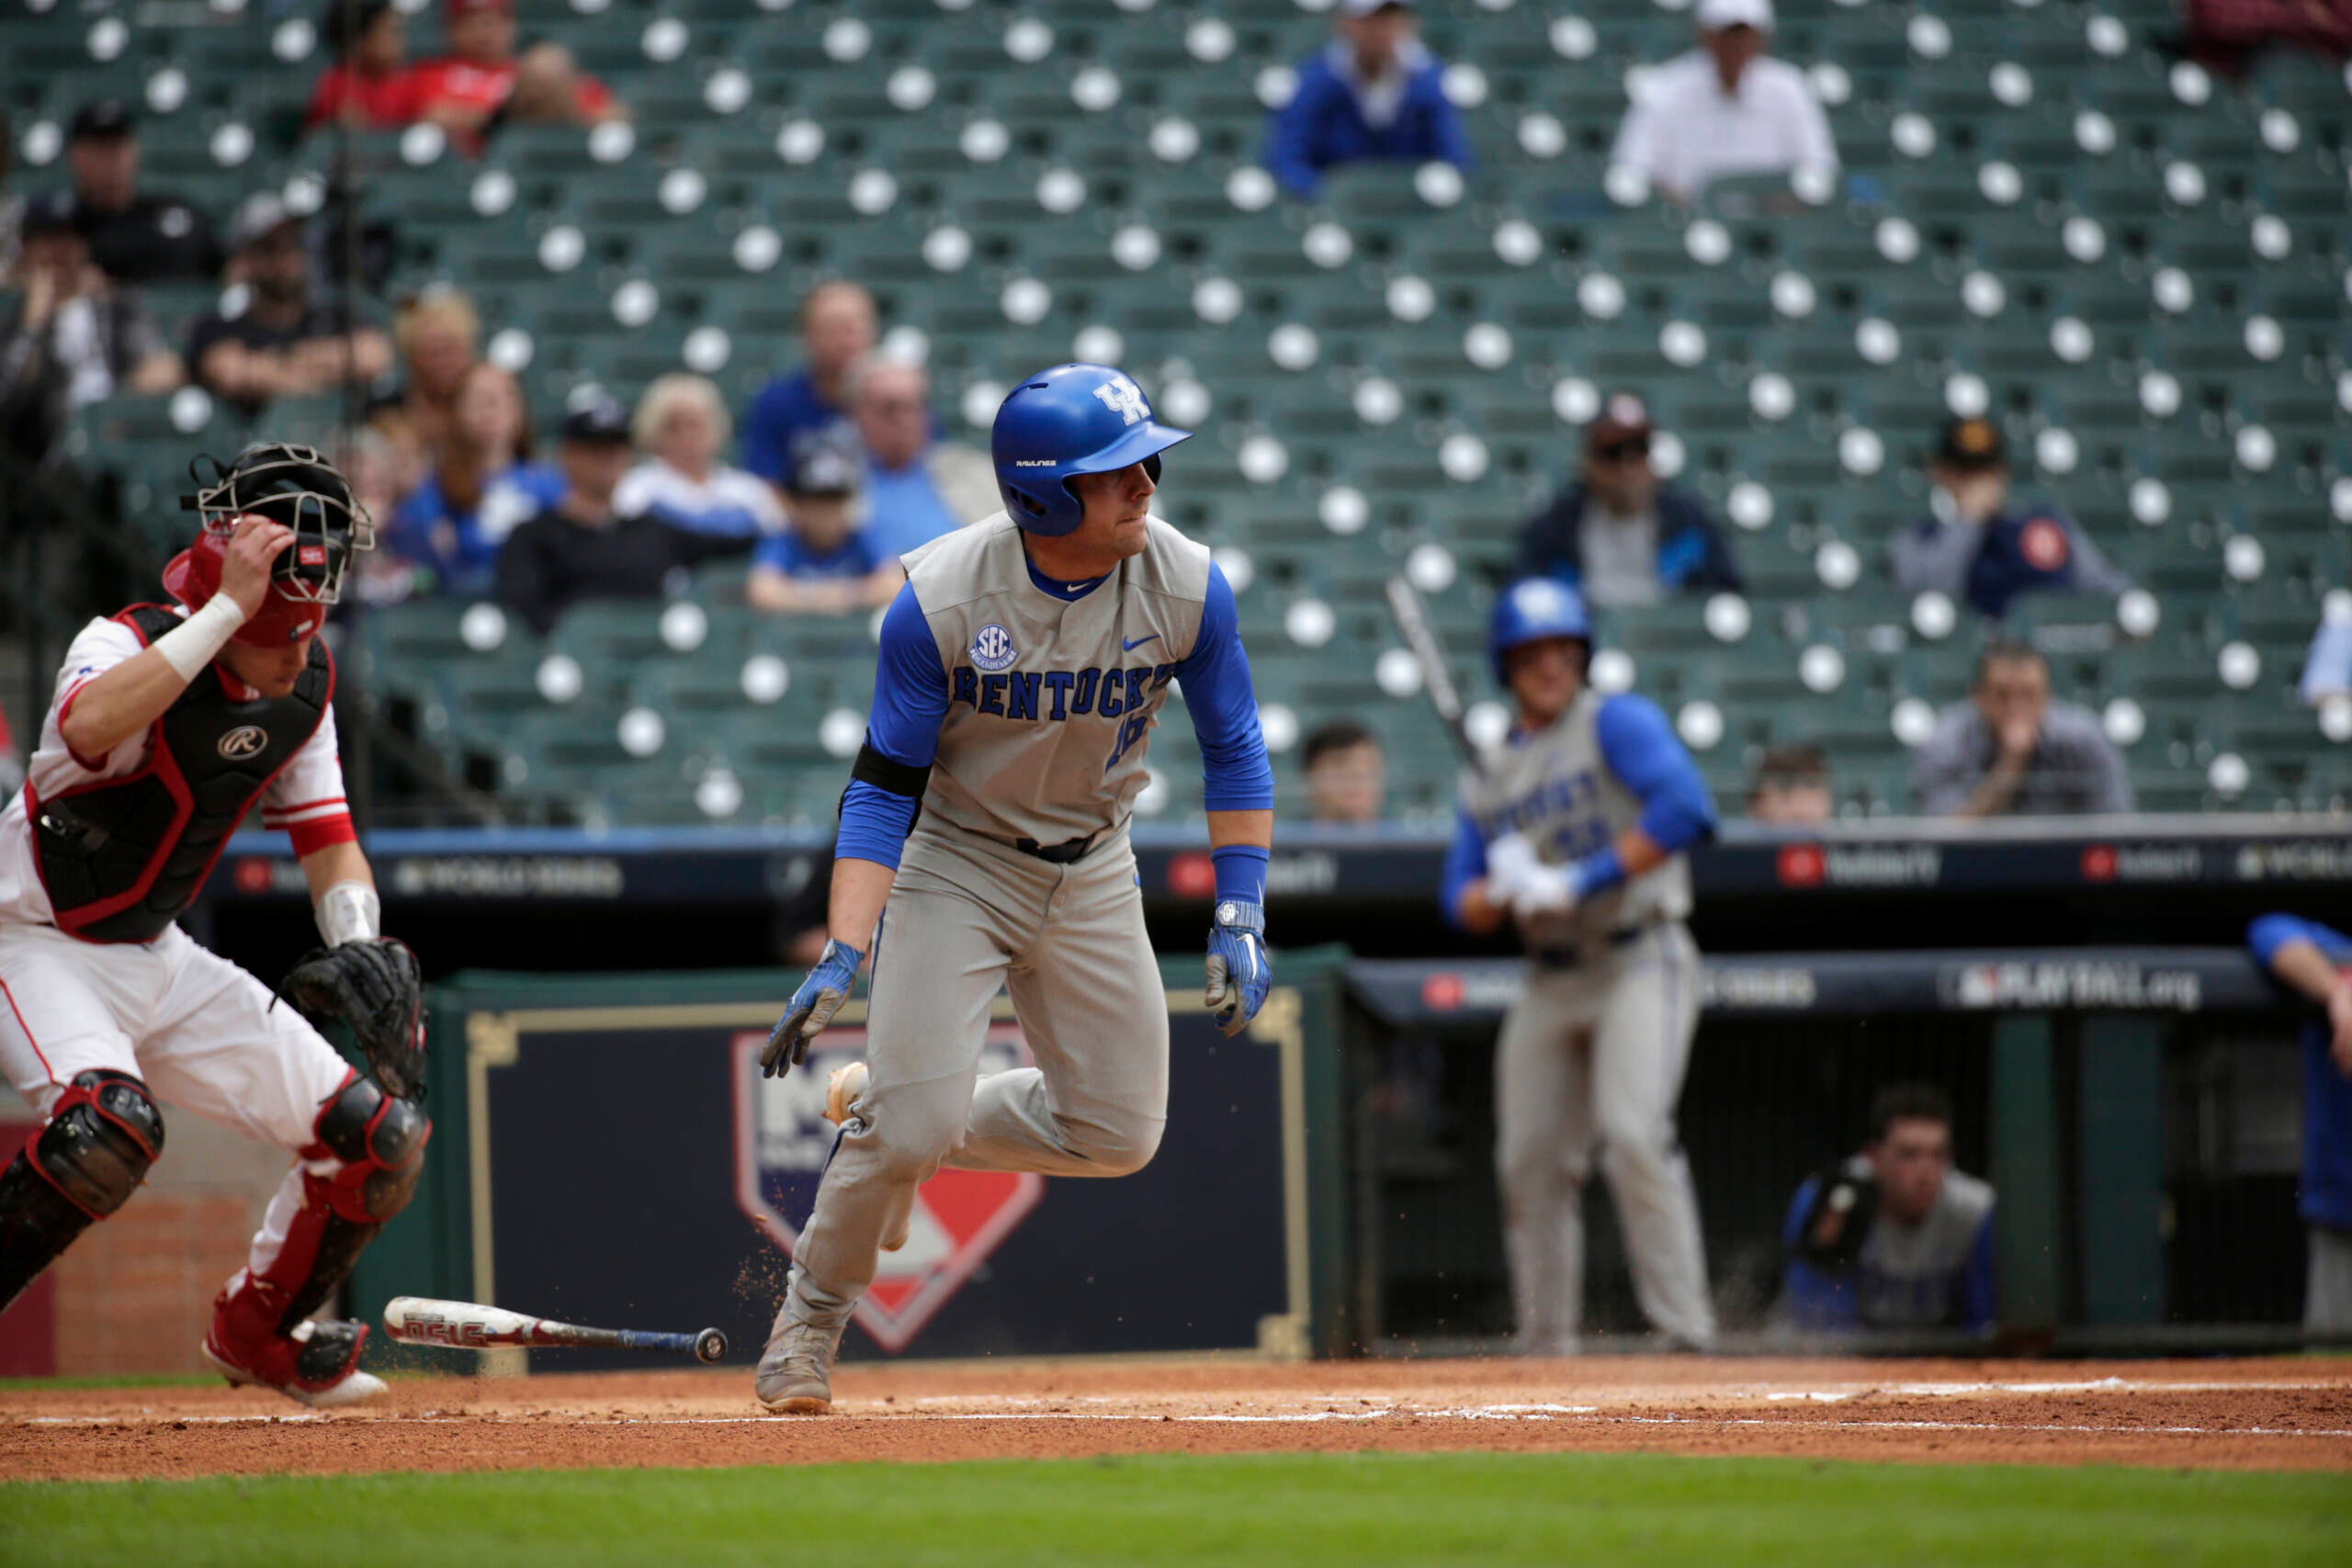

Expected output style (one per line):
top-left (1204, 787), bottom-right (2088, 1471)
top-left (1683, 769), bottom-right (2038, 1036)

top-left (2248, 915), bottom-right (2352, 1233)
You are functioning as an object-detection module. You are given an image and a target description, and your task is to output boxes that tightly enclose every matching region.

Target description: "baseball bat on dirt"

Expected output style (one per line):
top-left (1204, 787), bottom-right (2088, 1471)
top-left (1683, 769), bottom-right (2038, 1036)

top-left (383, 1295), bottom-right (728, 1364)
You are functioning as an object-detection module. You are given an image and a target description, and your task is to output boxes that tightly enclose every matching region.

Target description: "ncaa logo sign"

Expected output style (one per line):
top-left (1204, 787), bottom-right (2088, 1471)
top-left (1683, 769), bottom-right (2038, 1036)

top-left (732, 1024), bottom-right (1044, 1352)
top-left (969, 623), bottom-right (1019, 671)
top-left (217, 725), bottom-right (268, 761)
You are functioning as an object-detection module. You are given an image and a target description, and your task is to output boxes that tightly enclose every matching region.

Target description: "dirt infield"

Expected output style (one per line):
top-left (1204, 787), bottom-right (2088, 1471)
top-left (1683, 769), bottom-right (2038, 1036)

top-left (6, 1356), bottom-right (2347, 1481)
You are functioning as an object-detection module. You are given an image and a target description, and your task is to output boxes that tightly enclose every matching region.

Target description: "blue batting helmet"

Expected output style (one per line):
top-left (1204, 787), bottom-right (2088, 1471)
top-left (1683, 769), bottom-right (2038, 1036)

top-left (991, 363), bottom-right (1193, 537)
top-left (1488, 578), bottom-right (1592, 683)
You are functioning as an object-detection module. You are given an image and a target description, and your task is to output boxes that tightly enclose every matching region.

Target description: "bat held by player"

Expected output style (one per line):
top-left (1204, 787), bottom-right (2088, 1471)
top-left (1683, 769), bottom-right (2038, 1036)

top-left (383, 1295), bottom-right (728, 1364)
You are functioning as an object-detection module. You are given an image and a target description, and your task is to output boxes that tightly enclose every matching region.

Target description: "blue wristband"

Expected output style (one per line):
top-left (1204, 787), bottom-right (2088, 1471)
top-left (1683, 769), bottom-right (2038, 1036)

top-left (1210, 843), bottom-right (1270, 905)
top-left (1569, 845), bottom-right (1626, 902)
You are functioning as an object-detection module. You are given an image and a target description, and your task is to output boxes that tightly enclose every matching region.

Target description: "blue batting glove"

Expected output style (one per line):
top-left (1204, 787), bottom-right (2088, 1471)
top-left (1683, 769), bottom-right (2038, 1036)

top-left (1205, 900), bottom-right (1271, 1038)
top-left (761, 939), bottom-right (864, 1078)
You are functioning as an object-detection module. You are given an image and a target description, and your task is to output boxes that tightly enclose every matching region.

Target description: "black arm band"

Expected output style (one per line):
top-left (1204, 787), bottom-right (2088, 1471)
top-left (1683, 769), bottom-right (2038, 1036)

top-left (852, 742), bottom-right (933, 800)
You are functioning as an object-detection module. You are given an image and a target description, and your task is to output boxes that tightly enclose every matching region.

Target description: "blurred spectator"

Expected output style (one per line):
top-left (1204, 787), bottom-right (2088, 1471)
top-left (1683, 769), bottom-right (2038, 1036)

top-left (0, 191), bottom-right (179, 463)
top-left (2298, 592), bottom-right (2352, 704)
top-left (1777, 1085), bottom-right (1995, 1334)
top-left (1263, 0), bottom-right (1474, 202)
top-left (1746, 744), bottom-right (1833, 824)
top-left (2182, 0), bottom-right (2352, 77)
top-left (1892, 419), bottom-right (2127, 620)
top-left (747, 445), bottom-right (900, 615)
top-left (386, 361), bottom-right (560, 594)
top-left (613, 374), bottom-right (785, 540)
top-left (305, 1), bottom-right (427, 132)
top-left (1511, 393), bottom-right (1743, 606)
top-left (2246, 914), bottom-right (2352, 1337)
top-left (1609, 0), bottom-right (1838, 202)
top-left (413, 0), bottom-right (624, 149)
top-left (372, 287), bottom-right (480, 490)
top-left (2, 116), bottom-right (23, 285)
top-left (497, 394), bottom-right (753, 636)
top-left (853, 358), bottom-right (995, 558)
top-left (1914, 642), bottom-right (2133, 817)
top-left (1302, 720), bottom-right (1387, 823)
top-left (187, 194), bottom-right (390, 419)
top-left (742, 280), bottom-right (872, 496)
top-left (63, 100), bottom-right (222, 285)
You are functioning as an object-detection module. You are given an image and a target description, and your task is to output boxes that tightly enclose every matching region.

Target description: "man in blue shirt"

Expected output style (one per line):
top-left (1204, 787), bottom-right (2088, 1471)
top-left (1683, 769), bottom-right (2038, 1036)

top-left (1262, 0), bottom-right (1475, 202)
top-left (853, 359), bottom-right (998, 560)
top-left (747, 444), bottom-right (899, 616)
top-left (1511, 393), bottom-right (1744, 607)
top-left (2248, 914), bottom-right (2352, 1336)
top-left (1776, 1085), bottom-right (1996, 1336)
top-left (740, 280), bottom-right (873, 497)
top-left (1891, 418), bottom-right (2129, 620)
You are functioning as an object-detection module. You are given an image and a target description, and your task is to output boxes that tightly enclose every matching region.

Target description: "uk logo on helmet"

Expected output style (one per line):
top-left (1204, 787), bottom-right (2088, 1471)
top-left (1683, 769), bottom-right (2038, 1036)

top-left (733, 1026), bottom-right (1045, 1352)
top-left (1091, 376), bottom-right (1148, 425)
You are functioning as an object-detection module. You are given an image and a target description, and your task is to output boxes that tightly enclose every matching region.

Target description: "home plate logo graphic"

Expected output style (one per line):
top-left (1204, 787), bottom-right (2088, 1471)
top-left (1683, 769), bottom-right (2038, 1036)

top-left (732, 1024), bottom-right (1043, 1352)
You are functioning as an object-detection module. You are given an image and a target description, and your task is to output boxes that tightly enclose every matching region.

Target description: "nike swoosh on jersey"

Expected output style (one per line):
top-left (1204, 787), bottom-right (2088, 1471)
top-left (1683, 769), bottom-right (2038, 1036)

top-left (1123, 634), bottom-right (1161, 651)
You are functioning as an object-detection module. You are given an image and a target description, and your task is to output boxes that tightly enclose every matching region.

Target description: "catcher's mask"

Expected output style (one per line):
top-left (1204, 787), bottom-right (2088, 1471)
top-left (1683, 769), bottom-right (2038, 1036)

top-left (166, 442), bottom-right (373, 646)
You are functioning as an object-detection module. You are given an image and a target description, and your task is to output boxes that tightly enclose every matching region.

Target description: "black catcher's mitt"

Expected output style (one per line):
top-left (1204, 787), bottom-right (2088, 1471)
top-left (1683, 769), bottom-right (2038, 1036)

top-left (280, 938), bottom-right (427, 1101)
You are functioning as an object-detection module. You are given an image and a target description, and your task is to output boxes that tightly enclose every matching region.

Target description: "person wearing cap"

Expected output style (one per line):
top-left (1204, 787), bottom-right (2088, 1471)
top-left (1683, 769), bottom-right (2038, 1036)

top-left (304, 1), bottom-right (428, 133)
top-left (495, 394), bottom-right (753, 636)
top-left (613, 374), bottom-right (787, 540)
top-left (62, 100), bottom-right (222, 285)
top-left (0, 191), bottom-right (179, 463)
top-left (186, 194), bottom-right (390, 420)
top-left (412, 0), bottom-right (624, 152)
top-left (853, 357), bottom-right (998, 559)
top-left (1263, 0), bottom-right (1474, 201)
top-left (1510, 394), bottom-right (1744, 608)
top-left (1608, 0), bottom-right (1838, 203)
top-left (1891, 418), bottom-right (2128, 621)
top-left (747, 443), bottom-right (903, 616)
top-left (742, 279), bottom-right (875, 500)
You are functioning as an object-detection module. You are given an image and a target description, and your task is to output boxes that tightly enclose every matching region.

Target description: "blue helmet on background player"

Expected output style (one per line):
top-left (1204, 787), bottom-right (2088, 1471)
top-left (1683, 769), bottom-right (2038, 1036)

top-left (991, 364), bottom-right (1193, 537)
top-left (1487, 578), bottom-right (1591, 683)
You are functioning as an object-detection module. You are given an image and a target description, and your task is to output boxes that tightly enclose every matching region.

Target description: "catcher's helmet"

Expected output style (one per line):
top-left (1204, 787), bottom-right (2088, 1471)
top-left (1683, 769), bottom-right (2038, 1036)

top-left (1487, 577), bottom-right (1591, 683)
top-left (991, 363), bottom-right (1192, 537)
top-left (165, 442), bottom-right (371, 646)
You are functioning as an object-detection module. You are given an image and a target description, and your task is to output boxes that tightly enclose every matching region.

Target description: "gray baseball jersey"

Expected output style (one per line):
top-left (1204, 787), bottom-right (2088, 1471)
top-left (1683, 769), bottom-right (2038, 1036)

top-left (1456, 688), bottom-right (1693, 954)
top-left (1455, 686), bottom-right (1715, 1351)
top-left (899, 512), bottom-right (1212, 847)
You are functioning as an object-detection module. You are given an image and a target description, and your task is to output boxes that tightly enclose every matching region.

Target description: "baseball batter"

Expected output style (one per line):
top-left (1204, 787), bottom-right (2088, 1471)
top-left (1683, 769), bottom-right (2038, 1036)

top-left (753, 363), bottom-right (1273, 1413)
top-left (0, 444), bottom-right (431, 1406)
top-left (1442, 579), bottom-right (1718, 1353)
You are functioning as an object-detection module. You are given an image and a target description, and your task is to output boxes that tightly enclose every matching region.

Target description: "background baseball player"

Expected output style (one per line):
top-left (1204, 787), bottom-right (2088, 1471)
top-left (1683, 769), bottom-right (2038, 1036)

top-left (1441, 579), bottom-right (1718, 1354)
top-left (2247, 913), bottom-right (2352, 1337)
top-left (752, 362), bottom-right (1273, 1413)
top-left (0, 444), bottom-right (430, 1407)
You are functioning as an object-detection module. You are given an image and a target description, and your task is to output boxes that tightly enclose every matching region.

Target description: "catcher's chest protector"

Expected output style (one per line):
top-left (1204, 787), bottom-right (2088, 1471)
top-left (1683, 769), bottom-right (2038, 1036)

top-left (33, 604), bottom-right (333, 943)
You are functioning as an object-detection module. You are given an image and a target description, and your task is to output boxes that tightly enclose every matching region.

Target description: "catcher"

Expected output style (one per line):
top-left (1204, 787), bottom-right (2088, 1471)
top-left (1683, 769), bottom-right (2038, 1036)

top-left (0, 442), bottom-right (429, 1406)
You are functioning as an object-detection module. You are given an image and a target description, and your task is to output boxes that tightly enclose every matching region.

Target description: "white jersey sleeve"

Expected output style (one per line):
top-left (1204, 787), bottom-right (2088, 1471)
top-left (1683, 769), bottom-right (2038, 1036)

top-left (258, 705), bottom-right (355, 853)
top-left (35, 616), bottom-right (155, 790)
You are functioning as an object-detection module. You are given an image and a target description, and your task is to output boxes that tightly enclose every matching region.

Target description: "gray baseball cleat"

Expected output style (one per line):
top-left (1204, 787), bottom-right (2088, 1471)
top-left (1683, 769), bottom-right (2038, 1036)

top-left (755, 1312), bottom-right (844, 1415)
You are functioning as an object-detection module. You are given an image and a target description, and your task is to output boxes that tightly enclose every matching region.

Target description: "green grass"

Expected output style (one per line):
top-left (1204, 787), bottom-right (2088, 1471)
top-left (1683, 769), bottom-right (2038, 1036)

top-left (4, 1453), bottom-right (2347, 1567)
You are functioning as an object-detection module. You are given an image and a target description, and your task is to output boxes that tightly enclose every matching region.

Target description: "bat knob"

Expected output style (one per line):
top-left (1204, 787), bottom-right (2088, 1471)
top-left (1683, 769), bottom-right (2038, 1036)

top-left (695, 1328), bottom-right (728, 1364)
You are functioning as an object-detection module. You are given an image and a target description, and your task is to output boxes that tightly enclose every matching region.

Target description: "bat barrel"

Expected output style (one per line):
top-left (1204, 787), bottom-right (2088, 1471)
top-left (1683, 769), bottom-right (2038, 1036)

top-left (382, 1297), bottom-right (726, 1361)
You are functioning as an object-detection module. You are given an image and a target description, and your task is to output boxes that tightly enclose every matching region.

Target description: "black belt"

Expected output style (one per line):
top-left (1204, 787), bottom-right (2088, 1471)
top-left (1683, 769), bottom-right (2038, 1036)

top-left (1530, 927), bottom-right (1647, 970)
top-left (1014, 834), bottom-right (1098, 864)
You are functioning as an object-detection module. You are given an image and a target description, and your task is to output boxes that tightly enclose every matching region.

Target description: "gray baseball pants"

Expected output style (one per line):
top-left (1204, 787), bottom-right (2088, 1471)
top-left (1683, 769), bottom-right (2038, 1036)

top-left (1494, 921), bottom-right (1716, 1353)
top-left (781, 819), bottom-right (1168, 1333)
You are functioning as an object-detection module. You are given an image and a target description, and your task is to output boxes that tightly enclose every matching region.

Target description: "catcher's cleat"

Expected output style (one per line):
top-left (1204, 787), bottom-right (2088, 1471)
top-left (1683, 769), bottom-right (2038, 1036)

top-left (201, 1315), bottom-right (387, 1409)
top-left (820, 1064), bottom-right (906, 1252)
top-left (754, 1313), bottom-right (843, 1415)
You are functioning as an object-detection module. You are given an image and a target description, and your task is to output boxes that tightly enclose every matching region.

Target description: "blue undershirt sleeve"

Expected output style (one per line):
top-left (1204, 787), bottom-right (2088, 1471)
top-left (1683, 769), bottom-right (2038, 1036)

top-left (1594, 693), bottom-right (1718, 852)
top-left (1439, 807), bottom-right (1487, 930)
top-left (1176, 563), bottom-right (1274, 812)
top-left (2249, 914), bottom-right (2352, 968)
top-left (834, 583), bottom-right (949, 870)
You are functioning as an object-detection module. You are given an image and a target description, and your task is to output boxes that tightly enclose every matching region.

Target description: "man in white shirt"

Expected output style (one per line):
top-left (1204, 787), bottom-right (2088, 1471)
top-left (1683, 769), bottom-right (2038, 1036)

top-left (1609, 0), bottom-right (1838, 202)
